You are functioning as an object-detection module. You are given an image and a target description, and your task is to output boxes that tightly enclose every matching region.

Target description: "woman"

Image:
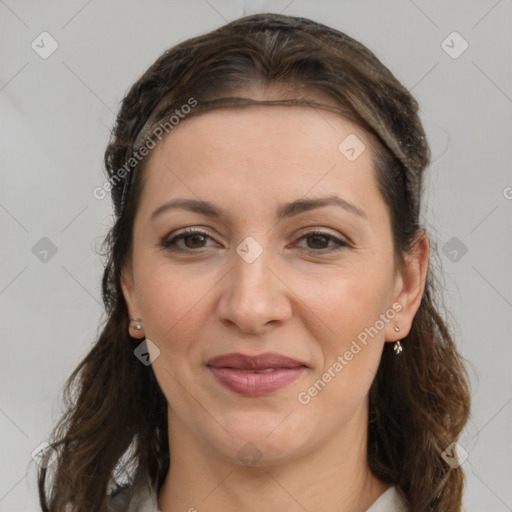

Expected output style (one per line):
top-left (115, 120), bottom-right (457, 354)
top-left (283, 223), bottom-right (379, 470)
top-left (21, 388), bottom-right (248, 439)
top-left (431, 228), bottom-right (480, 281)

top-left (38, 12), bottom-right (471, 512)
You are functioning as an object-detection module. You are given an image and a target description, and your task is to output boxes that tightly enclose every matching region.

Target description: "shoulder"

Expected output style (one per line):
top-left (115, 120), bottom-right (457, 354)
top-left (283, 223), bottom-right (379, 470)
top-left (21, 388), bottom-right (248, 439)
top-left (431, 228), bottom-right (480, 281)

top-left (107, 485), bottom-right (132, 511)
top-left (107, 473), bottom-right (158, 512)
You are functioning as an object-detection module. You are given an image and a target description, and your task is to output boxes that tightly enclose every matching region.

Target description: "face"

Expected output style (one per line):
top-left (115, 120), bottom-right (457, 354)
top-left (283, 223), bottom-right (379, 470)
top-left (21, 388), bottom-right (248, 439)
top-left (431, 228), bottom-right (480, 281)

top-left (121, 101), bottom-right (427, 467)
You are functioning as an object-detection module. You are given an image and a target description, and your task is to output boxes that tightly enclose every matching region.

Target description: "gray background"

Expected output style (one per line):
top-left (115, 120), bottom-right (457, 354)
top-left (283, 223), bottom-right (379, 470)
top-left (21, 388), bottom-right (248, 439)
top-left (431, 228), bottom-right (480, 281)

top-left (1, 0), bottom-right (511, 510)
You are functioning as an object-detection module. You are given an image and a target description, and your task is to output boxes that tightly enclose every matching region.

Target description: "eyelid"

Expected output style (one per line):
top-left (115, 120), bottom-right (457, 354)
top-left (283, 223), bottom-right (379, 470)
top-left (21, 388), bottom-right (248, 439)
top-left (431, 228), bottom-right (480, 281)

top-left (161, 226), bottom-right (350, 253)
top-left (292, 228), bottom-right (350, 251)
top-left (165, 225), bottom-right (348, 241)
top-left (295, 226), bottom-right (347, 241)
top-left (162, 227), bottom-right (217, 247)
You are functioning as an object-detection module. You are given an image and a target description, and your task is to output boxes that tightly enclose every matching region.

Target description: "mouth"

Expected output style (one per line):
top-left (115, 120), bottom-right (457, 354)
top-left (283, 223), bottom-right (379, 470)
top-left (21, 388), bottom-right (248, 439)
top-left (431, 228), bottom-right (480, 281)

top-left (206, 352), bottom-right (308, 397)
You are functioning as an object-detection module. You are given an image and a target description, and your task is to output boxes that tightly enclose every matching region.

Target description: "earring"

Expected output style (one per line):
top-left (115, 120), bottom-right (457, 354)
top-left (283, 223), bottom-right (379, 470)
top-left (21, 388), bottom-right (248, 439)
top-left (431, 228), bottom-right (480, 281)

top-left (393, 322), bottom-right (403, 356)
top-left (130, 317), bottom-right (143, 331)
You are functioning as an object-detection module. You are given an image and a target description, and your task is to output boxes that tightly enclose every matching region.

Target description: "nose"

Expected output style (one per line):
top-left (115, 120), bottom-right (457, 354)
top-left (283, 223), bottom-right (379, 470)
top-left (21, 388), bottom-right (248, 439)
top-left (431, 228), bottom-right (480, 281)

top-left (216, 243), bottom-right (293, 334)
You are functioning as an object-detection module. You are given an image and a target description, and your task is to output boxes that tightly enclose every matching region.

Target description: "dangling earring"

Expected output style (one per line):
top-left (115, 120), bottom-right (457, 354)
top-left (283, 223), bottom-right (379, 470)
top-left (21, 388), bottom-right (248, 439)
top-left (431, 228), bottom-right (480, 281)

top-left (130, 317), bottom-right (143, 331)
top-left (393, 322), bottom-right (403, 356)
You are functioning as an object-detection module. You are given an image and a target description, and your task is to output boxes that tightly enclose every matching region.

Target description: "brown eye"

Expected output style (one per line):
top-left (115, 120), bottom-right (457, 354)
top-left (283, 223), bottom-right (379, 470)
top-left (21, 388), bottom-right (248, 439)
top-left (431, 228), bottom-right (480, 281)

top-left (295, 230), bottom-right (348, 253)
top-left (162, 228), bottom-right (348, 254)
top-left (182, 233), bottom-right (208, 249)
top-left (162, 229), bottom-right (215, 252)
top-left (306, 233), bottom-right (330, 249)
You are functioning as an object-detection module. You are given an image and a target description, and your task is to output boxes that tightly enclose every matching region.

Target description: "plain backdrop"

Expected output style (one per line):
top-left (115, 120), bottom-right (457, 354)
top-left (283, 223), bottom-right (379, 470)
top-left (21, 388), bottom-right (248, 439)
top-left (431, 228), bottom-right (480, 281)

top-left (1, 0), bottom-right (511, 510)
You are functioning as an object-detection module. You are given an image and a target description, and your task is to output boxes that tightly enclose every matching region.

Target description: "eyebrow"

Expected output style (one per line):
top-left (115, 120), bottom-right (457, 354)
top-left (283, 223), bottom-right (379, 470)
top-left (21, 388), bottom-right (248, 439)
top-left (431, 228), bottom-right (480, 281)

top-left (150, 194), bottom-right (368, 222)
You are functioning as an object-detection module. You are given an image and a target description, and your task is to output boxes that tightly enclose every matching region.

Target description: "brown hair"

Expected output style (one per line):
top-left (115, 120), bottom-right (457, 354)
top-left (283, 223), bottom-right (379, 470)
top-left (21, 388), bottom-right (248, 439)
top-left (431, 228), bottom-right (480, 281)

top-left (38, 12), bottom-right (470, 511)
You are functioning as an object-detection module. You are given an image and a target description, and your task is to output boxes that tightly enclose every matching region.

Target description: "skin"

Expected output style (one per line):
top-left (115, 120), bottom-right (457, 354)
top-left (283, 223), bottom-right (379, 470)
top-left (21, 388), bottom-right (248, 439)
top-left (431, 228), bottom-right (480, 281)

top-left (121, 94), bottom-right (429, 511)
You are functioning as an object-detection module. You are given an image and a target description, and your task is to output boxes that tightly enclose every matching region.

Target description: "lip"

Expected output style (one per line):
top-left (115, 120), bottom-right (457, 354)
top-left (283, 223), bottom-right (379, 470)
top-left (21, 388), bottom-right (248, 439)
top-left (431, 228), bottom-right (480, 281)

top-left (206, 352), bottom-right (308, 370)
top-left (206, 352), bottom-right (308, 397)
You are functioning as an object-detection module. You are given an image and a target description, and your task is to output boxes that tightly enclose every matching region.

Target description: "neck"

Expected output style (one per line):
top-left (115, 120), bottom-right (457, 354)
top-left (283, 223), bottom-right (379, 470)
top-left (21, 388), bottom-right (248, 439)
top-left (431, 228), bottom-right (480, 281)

top-left (157, 406), bottom-right (389, 512)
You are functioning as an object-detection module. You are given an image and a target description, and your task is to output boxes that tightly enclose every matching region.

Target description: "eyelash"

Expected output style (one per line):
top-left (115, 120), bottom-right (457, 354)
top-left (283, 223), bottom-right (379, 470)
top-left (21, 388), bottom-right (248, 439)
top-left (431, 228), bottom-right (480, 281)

top-left (161, 227), bottom-right (349, 254)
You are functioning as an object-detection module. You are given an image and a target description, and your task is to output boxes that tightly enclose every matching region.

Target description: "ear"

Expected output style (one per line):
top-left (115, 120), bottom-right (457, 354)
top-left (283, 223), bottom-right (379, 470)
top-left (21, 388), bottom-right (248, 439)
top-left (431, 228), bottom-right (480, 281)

top-left (120, 264), bottom-right (145, 339)
top-left (385, 229), bottom-right (430, 342)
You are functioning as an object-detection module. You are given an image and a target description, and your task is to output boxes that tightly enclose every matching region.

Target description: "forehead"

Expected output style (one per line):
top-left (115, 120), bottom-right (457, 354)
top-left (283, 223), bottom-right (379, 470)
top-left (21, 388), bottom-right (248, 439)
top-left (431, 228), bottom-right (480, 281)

top-left (158, 104), bottom-right (367, 155)
top-left (138, 105), bottom-right (384, 223)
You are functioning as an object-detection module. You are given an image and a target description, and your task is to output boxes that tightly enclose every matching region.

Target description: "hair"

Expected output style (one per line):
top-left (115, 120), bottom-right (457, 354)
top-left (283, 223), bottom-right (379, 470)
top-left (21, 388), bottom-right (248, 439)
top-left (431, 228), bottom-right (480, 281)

top-left (38, 12), bottom-right (470, 512)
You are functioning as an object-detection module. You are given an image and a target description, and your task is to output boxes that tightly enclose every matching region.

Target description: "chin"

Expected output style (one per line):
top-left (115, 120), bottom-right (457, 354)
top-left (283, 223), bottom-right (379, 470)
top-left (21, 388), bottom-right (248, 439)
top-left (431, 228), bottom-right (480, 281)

top-left (204, 414), bottom-right (315, 468)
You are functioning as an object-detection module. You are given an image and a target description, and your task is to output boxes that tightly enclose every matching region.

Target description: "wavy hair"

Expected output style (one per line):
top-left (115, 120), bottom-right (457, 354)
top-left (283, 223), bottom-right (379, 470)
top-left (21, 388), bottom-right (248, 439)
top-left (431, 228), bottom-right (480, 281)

top-left (38, 12), bottom-right (470, 511)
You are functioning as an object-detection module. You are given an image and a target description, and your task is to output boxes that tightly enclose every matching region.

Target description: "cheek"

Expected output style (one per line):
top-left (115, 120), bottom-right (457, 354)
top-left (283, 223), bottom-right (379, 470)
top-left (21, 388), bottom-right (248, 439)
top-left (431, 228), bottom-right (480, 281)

top-left (134, 260), bottom-right (214, 351)
top-left (298, 266), bottom-right (390, 405)
top-left (302, 288), bottom-right (386, 418)
top-left (135, 262), bottom-right (208, 407)
top-left (305, 265), bottom-right (392, 346)
top-left (128, 249), bottom-right (217, 410)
